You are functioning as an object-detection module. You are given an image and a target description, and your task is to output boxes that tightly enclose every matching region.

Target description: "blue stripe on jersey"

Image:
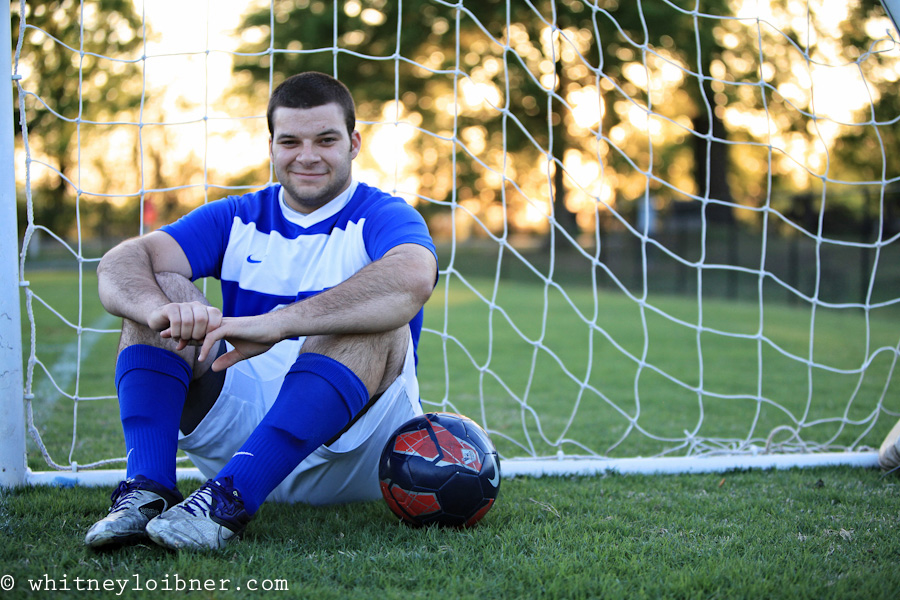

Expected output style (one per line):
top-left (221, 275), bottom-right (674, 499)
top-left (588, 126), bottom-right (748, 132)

top-left (219, 280), bottom-right (322, 320)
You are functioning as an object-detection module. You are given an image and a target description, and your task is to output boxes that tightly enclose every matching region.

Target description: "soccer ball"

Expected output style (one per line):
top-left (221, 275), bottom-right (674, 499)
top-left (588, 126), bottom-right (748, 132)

top-left (379, 412), bottom-right (501, 527)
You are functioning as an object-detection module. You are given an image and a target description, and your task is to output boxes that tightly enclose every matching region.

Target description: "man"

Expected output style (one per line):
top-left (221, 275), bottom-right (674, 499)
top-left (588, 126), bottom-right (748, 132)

top-left (83, 72), bottom-right (438, 551)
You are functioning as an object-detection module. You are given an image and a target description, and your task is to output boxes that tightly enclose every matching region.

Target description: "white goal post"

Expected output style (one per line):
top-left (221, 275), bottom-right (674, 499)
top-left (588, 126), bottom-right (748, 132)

top-left (5, 0), bottom-right (900, 487)
top-left (1, 2), bottom-right (27, 488)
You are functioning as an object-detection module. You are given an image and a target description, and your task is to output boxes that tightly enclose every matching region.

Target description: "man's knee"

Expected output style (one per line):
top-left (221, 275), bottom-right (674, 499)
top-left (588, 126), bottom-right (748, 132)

top-left (154, 272), bottom-right (209, 305)
top-left (299, 327), bottom-right (409, 396)
top-left (116, 272), bottom-right (215, 370)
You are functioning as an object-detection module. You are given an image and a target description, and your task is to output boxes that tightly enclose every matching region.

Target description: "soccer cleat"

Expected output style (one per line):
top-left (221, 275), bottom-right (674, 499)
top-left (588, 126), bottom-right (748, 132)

top-left (879, 418), bottom-right (900, 473)
top-left (84, 476), bottom-right (184, 548)
top-left (145, 476), bottom-right (252, 551)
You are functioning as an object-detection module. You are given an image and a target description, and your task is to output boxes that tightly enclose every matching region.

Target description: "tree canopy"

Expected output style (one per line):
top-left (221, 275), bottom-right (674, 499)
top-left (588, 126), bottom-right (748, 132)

top-left (11, 0), bottom-right (145, 236)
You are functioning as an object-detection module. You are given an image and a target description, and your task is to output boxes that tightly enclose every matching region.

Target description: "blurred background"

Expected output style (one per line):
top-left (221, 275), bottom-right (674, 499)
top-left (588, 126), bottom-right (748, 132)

top-left (10, 0), bottom-right (900, 305)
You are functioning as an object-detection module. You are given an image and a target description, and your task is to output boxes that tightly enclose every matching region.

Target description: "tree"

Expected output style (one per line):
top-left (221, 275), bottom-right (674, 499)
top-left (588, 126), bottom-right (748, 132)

top-left (831, 0), bottom-right (900, 237)
top-left (230, 0), bottom-right (737, 238)
top-left (11, 0), bottom-right (145, 237)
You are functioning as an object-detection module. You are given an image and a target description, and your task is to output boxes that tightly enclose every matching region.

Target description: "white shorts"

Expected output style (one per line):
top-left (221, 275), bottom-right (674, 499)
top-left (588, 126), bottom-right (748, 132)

top-left (177, 332), bottom-right (423, 506)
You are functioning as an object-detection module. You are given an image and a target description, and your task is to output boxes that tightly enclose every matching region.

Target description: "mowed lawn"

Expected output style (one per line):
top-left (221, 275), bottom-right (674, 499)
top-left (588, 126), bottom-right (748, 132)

top-left (19, 269), bottom-right (900, 470)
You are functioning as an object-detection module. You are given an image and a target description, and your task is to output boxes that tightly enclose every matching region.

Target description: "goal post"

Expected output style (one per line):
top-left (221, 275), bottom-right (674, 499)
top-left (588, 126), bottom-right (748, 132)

top-left (4, 0), bottom-right (900, 487)
top-left (0, 0), bottom-right (27, 488)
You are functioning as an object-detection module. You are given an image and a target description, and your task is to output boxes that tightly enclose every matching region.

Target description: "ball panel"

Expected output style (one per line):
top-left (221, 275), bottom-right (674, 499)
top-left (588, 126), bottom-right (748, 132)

top-left (380, 481), bottom-right (442, 523)
top-left (464, 498), bottom-right (495, 528)
top-left (379, 481), bottom-right (406, 521)
top-left (479, 451), bottom-right (502, 499)
top-left (437, 471), bottom-right (486, 518)
top-left (462, 419), bottom-right (495, 451)
top-left (392, 428), bottom-right (440, 462)
top-left (428, 423), bottom-right (483, 472)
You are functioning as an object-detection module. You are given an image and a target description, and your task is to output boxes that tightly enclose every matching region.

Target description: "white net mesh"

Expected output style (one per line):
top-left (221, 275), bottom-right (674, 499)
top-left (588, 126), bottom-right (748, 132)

top-left (8, 0), bottom-right (900, 477)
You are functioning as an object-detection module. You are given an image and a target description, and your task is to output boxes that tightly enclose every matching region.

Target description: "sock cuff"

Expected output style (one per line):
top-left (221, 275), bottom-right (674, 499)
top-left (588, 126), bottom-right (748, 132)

top-left (115, 344), bottom-right (192, 390)
top-left (288, 353), bottom-right (369, 414)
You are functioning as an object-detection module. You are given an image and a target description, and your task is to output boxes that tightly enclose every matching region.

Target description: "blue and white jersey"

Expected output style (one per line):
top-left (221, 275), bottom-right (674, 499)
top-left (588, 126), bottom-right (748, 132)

top-left (160, 180), bottom-right (437, 368)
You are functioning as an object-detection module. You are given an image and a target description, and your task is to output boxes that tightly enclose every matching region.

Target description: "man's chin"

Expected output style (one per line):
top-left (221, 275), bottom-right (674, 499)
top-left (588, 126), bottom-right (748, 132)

top-left (282, 187), bottom-right (331, 213)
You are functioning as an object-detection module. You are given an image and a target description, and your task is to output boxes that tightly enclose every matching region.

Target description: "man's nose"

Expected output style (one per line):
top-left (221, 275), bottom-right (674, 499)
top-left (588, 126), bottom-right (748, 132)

top-left (294, 142), bottom-right (320, 163)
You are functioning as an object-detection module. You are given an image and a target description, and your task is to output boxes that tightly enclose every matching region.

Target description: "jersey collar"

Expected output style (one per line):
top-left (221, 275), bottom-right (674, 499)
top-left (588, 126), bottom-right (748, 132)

top-left (277, 180), bottom-right (359, 227)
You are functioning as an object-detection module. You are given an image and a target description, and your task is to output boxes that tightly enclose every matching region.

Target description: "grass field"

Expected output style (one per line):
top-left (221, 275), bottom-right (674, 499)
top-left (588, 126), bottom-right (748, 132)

top-left (18, 268), bottom-right (900, 469)
top-left (3, 268), bottom-right (900, 598)
top-left (2, 468), bottom-right (899, 598)
top-left (418, 271), bottom-right (900, 460)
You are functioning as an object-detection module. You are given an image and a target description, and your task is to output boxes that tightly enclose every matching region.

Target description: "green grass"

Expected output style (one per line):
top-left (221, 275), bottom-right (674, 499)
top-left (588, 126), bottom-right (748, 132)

top-left (20, 269), bottom-right (900, 470)
top-left (2, 469), bottom-right (900, 598)
top-left (5, 268), bottom-right (900, 598)
top-left (418, 271), bottom-right (900, 458)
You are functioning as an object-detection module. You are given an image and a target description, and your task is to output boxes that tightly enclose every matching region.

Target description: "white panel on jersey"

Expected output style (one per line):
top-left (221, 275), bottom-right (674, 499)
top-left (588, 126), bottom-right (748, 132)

top-left (221, 219), bottom-right (371, 296)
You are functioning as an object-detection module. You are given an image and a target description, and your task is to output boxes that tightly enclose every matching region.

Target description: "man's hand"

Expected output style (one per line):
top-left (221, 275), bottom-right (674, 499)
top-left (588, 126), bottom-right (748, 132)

top-left (151, 301), bottom-right (223, 351)
top-left (151, 303), bottom-right (276, 371)
top-left (197, 314), bottom-right (283, 372)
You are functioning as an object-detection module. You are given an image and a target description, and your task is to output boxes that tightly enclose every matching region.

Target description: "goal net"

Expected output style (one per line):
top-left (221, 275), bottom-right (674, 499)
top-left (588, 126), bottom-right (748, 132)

top-left (3, 0), bottom-right (900, 485)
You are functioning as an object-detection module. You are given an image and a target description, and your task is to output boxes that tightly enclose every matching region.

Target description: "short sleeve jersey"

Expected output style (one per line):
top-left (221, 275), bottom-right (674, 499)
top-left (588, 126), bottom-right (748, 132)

top-left (160, 180), bottom-right (436, 364)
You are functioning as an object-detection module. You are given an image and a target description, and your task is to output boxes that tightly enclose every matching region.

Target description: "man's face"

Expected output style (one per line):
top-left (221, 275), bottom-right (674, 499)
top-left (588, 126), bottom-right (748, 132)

top-left (269, 103), bottom-right (361, 214)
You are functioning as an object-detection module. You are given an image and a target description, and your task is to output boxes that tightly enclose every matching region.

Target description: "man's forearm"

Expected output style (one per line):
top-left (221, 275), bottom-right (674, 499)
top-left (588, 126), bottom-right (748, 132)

top-left (195, 243), bottom-right (437, 367)
top-left (297, 258), bottom-right (428, 334)
top-left (97, 240), bottom-right (174, 322)
top-left (266, 244), bottom-right (436, 339)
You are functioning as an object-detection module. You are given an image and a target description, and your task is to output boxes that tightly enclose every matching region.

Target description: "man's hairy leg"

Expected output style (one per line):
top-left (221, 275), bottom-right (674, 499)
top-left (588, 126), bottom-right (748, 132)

top-left (212, 326), bottom-right (410, 515)
top-left (116, 272), bottom-right (223, 433)
top-left (117, 272), bottom-right (219, 377)
top-left (299, 325), bottom-right (409, 396)
top-left (114, 273), bottom-right (223, 484)
top-left (86, 275), bottom-right (222, 547)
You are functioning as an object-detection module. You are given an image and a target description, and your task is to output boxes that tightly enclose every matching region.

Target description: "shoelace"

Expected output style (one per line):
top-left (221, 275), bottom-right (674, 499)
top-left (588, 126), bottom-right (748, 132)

top-left (108, 480), bottom-right (142, 514)
top-left (180, 481), bottom-right (232, 518)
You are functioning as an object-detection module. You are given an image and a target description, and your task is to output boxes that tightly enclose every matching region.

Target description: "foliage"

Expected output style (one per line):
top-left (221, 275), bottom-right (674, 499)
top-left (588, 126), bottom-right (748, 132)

top-left (11, 0), bottom-right (145, 237)
top-left (10, 2), bottom-right (900, 248)
top-left (231, 0), bottom-right (741, 237)
top-left (226, 0), bottom-right (899, 238)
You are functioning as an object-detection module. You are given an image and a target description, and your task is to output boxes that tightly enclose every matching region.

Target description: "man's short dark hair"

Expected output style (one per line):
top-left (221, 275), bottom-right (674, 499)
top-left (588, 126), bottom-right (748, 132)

top-left (267, 72), bottom-right (356, 137)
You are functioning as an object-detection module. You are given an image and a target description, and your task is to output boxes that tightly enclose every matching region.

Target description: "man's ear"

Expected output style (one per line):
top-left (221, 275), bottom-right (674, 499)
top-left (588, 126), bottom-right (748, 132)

top-left (349, 130), bottom-right (362, 158)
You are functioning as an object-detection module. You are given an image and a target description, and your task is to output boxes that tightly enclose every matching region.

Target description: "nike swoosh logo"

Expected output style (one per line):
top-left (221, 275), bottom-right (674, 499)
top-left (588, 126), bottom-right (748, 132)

top-left (486, 453), bottom-right (501, 488)
top-left (246, 255), bottom-right (263, 264)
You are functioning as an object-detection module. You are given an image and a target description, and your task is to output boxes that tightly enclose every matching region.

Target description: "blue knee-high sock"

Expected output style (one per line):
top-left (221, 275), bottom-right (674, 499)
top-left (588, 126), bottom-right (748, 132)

top-left (116, 345), bottom-right (192, 491)
top-left (216, 353), bottom-right (369, 515)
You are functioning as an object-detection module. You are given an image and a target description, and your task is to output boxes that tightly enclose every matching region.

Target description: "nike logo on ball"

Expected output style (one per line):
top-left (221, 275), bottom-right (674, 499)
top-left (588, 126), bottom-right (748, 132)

top-left (486, 453), bottom-right (500, 488)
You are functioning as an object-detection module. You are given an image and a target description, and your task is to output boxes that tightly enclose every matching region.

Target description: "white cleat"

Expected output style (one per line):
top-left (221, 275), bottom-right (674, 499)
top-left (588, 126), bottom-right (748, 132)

top-left (146, 477), bottom-right (251, 551)
top-left (84, 476), bottom-right (183, 548)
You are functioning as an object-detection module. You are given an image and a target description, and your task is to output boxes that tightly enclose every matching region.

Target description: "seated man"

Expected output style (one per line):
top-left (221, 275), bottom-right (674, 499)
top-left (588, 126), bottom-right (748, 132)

top-left (84, 71), bottom-right (438, 551)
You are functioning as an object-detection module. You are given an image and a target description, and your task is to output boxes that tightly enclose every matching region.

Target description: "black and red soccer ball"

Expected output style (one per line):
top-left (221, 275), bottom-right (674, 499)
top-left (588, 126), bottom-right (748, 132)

top-left (379, 412), bottom-right (501, 528)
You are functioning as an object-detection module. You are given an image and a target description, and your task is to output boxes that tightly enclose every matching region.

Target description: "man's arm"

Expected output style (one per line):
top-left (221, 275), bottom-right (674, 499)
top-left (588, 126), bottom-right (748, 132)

top-left (198, 243), bottom-right (438, 371)
top-left (97, 231), bottom-right (222, 347)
